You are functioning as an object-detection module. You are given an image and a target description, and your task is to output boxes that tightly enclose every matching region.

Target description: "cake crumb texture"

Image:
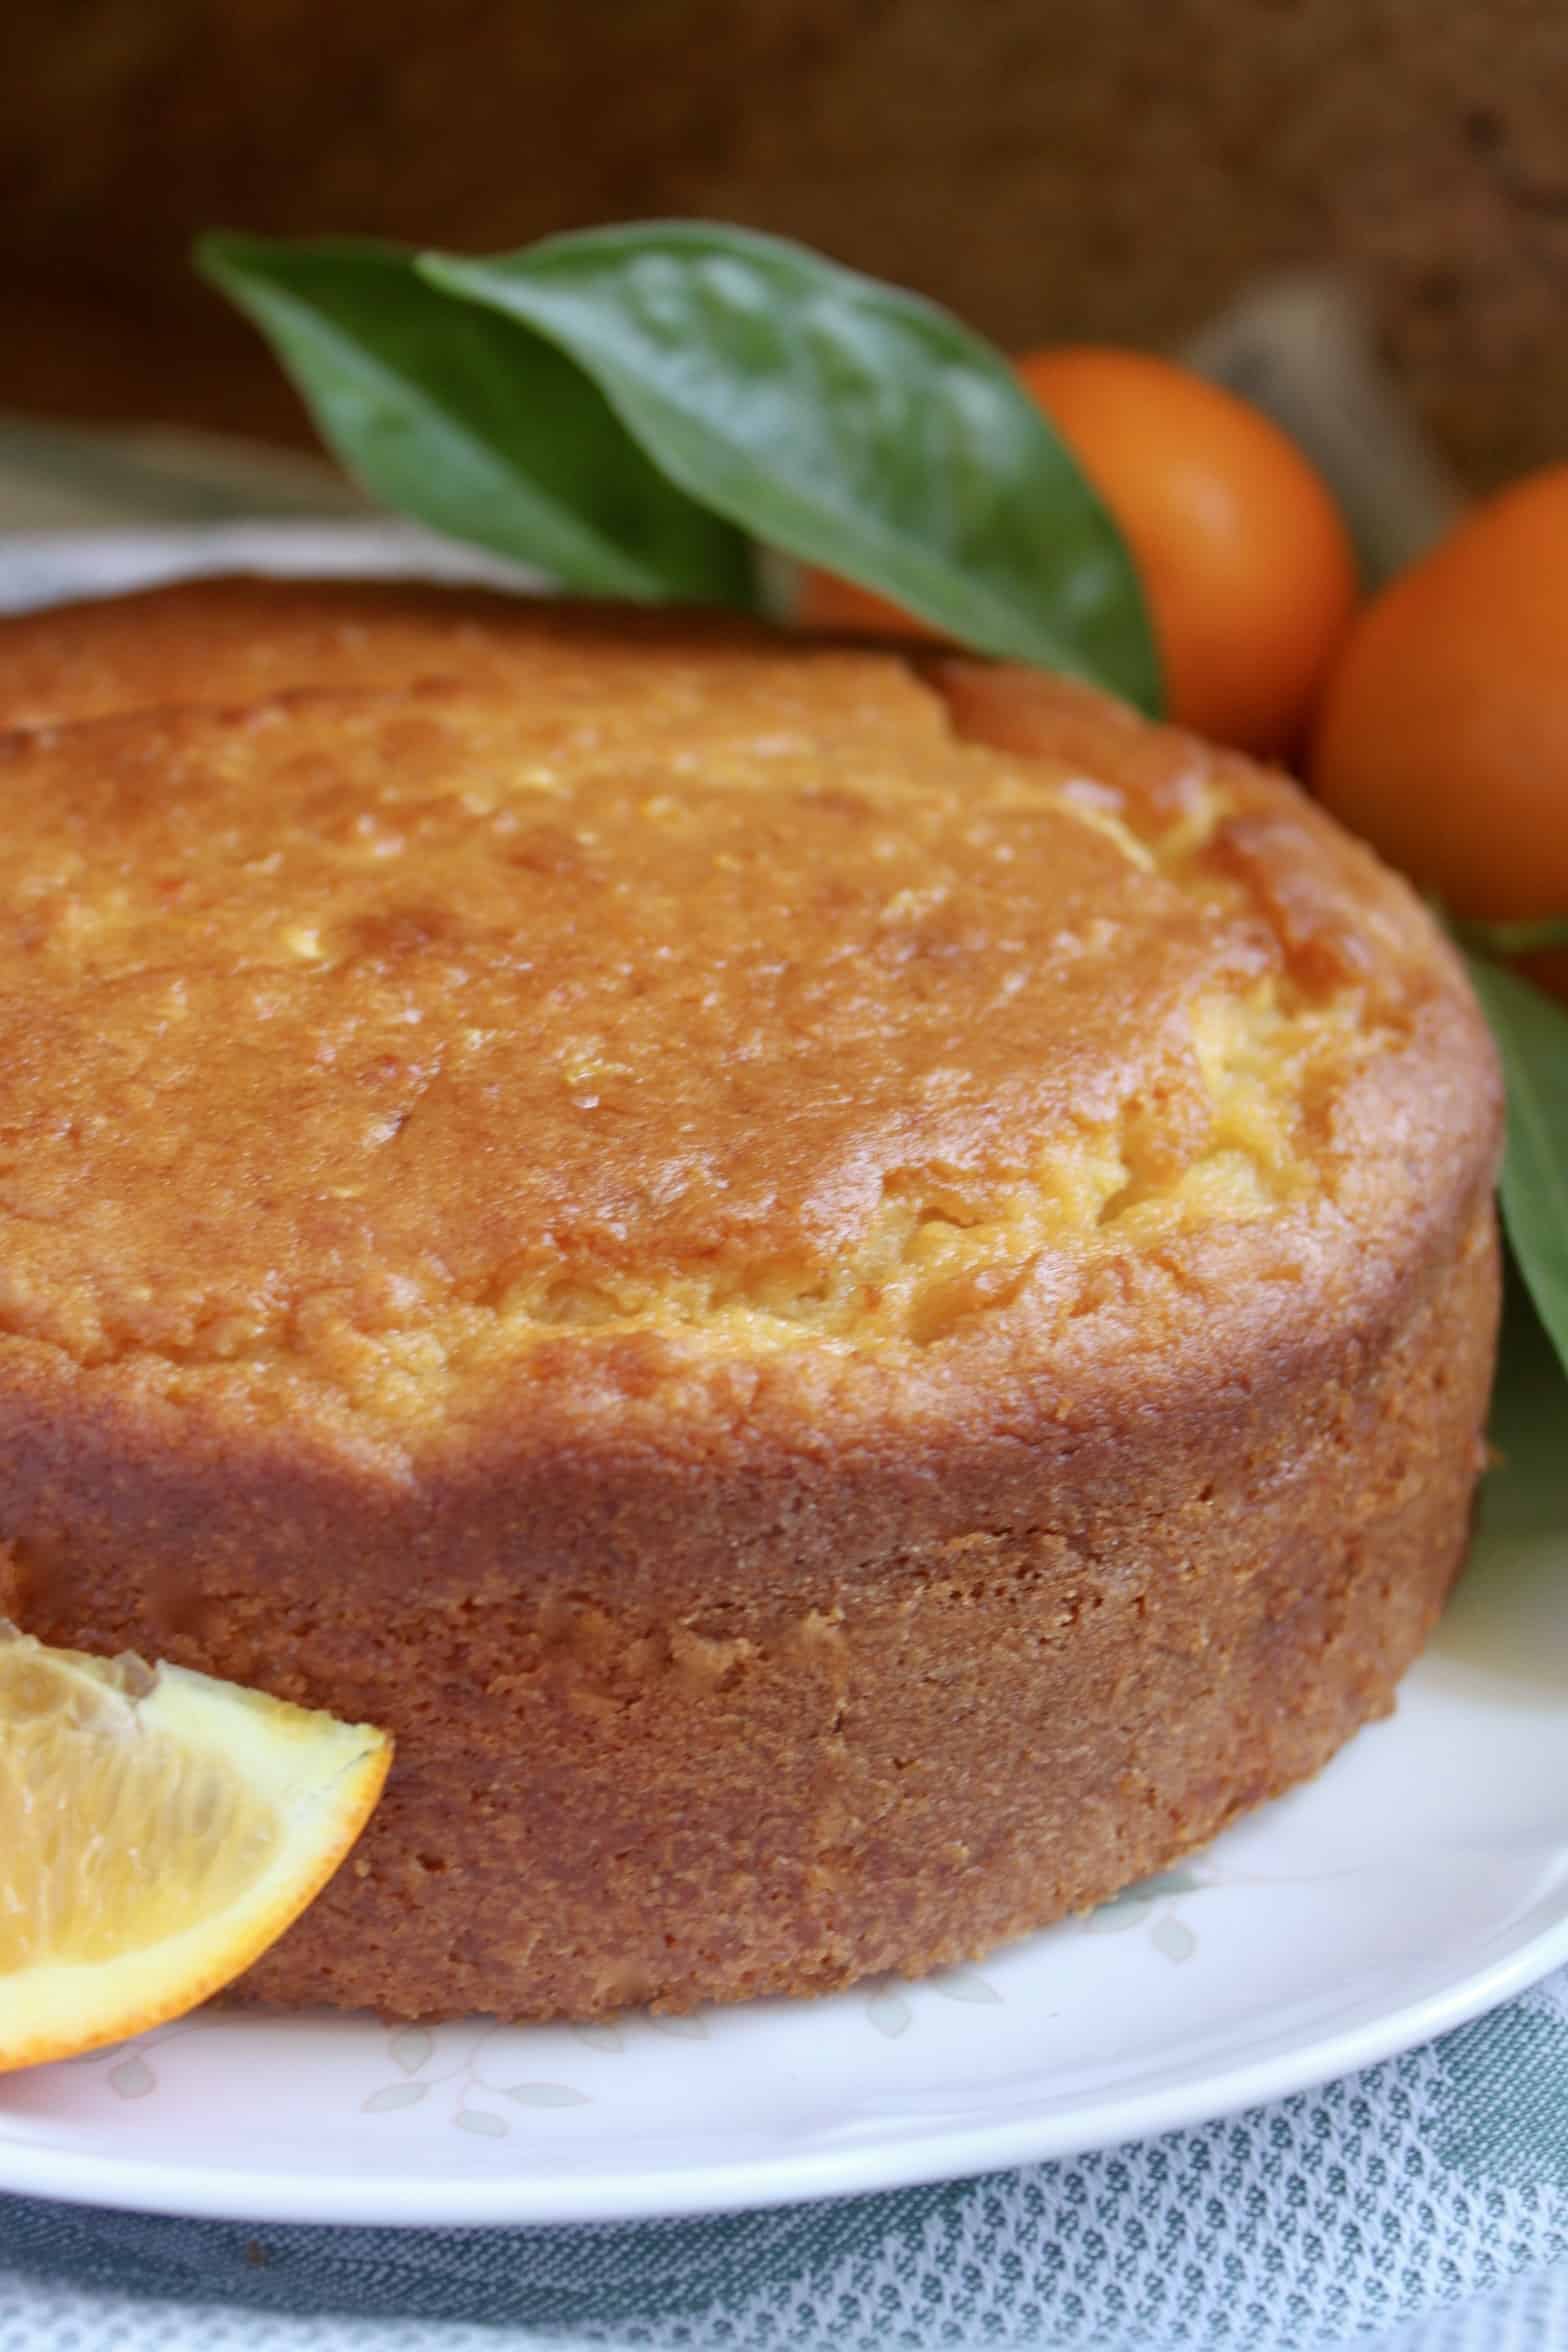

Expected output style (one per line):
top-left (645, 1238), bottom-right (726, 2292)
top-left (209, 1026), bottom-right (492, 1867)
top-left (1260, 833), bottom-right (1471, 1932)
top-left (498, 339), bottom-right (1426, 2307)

top-left (0, 583), bottom-right (1503, 2019)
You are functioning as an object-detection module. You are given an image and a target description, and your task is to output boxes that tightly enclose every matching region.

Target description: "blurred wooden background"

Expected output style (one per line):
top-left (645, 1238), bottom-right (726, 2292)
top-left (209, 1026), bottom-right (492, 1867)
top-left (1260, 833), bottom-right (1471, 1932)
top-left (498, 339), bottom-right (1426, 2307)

top-left (6, 0), bottom-right (1567, 486)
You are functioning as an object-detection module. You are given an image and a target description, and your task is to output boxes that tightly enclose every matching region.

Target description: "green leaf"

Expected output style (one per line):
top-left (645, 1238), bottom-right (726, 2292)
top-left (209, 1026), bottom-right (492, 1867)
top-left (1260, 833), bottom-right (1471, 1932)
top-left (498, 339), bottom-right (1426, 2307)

top-left (1465, 953), bottom-right (1568, 1383)
top-left (1456, 914), bottom-right (1568, 958)
top-left (421, 223), bottom-right (1159, 707)
top-left (1484, 1271), bottom-right (1567, 1536)
top-left (195, 233), bottom-right (756, 606)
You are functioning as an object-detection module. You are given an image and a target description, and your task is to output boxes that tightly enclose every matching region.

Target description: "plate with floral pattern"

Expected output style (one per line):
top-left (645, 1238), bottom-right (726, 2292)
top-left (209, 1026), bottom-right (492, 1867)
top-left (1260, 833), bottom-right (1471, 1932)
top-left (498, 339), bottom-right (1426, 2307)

top-left (2, 1301), bottom-right (1566, 2227)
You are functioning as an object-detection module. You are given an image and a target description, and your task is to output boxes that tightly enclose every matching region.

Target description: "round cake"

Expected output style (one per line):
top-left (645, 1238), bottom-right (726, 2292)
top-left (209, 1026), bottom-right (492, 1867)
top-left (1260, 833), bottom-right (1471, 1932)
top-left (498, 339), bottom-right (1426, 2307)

top-left (0, 583), bottom-right (1502, 2021)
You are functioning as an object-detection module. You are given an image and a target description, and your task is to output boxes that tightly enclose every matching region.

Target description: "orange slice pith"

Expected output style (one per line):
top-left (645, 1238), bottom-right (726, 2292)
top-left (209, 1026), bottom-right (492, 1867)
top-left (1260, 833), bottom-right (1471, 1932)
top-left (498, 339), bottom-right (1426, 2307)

top-left (0, 1623), bottom-right (390, 2072)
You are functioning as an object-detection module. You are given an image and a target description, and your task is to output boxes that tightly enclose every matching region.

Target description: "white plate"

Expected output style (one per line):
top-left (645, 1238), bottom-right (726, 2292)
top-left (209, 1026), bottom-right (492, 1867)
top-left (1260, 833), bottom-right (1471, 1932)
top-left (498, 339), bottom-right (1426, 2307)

top-left (1, 1309), bottom-right (1564, 2230)
top-left (0, 533), bottom-right (1564, 2231)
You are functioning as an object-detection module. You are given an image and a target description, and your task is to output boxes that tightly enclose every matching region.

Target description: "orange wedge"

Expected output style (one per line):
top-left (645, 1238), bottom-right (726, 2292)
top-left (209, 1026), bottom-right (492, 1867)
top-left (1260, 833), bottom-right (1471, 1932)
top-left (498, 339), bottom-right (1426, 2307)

top-left (0, 1623), bottom-right (390, 2071)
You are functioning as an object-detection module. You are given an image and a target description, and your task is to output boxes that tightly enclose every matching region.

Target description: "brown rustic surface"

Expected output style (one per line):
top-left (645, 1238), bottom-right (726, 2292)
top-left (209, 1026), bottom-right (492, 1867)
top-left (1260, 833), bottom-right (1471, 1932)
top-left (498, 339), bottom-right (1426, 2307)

top-left (4, 0), bottom-right (1568, 485)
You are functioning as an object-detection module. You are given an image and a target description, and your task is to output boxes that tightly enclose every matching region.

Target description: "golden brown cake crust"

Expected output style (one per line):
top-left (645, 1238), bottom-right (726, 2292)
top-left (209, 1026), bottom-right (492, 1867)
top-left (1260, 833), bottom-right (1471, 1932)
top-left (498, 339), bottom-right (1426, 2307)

top-left (0, 584), bottom-right (1503, 2019)
top-left (0, 667), bottom-right (1262, 1379)
top-left (0, 574), bottom-right (781, 729)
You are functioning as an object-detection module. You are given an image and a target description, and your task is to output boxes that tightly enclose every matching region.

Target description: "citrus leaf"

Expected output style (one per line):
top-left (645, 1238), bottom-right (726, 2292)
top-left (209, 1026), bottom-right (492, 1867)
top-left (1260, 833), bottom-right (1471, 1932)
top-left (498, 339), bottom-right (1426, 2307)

top-left (195, 234), bottom-right (756, 606)
top-left (421, 223), bottom-right (1159, 706)
top-left (1465, 954), bottom-right (1568, 1383)
top-left (1457, 915), bottom-right (1568, 958)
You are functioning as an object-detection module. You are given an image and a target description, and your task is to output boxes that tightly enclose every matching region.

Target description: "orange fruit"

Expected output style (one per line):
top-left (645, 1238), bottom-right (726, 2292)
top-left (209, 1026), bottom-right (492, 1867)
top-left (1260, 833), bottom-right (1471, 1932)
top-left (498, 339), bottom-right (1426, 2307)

top-left (793, 570), bottom-right (934, 641)
top-left (797, 345), bottom-right (1358, 758)
top-left (0, 1625), bottom-right (391, 2071)
top-left (1312, 467), bottom-right (1568, 997)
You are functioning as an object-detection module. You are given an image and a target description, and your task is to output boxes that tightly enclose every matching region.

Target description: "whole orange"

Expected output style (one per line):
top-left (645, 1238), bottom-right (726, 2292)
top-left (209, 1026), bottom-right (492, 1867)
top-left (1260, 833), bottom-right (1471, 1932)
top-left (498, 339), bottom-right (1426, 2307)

top-left (796, 345), bottom-right (1359, 757)
top-left (1312, 468), bottom-right (1568, 996)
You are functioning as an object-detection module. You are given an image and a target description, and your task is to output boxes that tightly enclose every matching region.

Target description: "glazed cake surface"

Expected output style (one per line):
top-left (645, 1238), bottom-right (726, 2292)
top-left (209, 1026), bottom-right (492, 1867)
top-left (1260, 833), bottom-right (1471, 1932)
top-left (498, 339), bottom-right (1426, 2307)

top-left (0, 583), bottom-right (1502, 2018)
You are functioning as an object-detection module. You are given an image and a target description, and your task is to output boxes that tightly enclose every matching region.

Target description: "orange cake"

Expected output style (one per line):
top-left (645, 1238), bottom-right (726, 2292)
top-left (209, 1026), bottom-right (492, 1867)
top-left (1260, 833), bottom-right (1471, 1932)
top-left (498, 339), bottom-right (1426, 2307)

top-left (0, 584), bottom-right (1501, 2020)
top-left (0, 572), bottom-right (776, 723)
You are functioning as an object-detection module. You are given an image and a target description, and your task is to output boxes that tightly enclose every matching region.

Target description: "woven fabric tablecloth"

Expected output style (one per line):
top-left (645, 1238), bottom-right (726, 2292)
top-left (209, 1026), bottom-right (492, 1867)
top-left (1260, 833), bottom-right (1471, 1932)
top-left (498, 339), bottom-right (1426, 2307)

top-left (0, 315), bottom-right (1565, 2348)
top-left (3, 1975), bottom-right (1568, 2348)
